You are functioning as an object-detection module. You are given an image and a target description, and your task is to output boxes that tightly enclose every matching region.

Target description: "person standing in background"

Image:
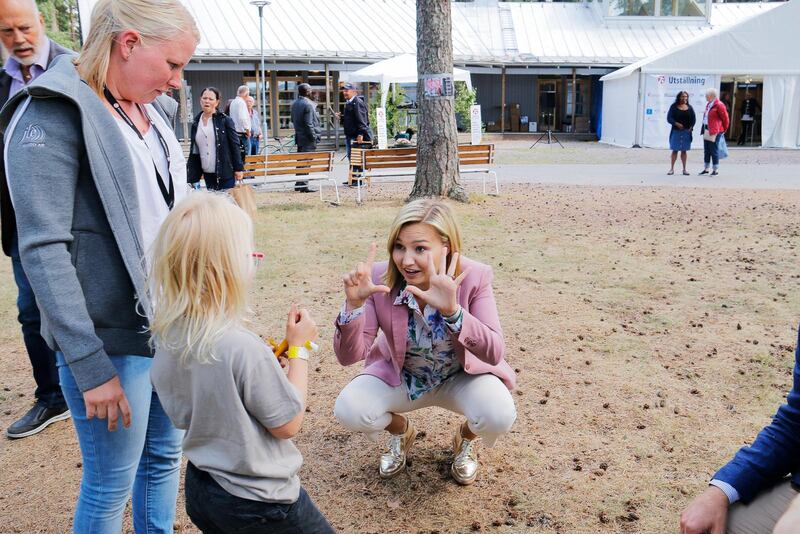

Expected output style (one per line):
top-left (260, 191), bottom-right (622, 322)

top-left (0, 0), bottom-right (72, 439)
top-left (247, 95), bottom-right (262, 156)
top-left (290, 83), bottom-right (321, 193)
top-left (666, 91), bottom-right (695, 176)
top-left (737, 92), bottom-right (760, 146)
top-left (229, 85), bottom-right (251, 164)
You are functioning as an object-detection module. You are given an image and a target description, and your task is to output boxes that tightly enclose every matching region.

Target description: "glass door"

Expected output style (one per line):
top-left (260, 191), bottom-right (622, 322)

top-left (537, 79), bottom-right (559, 132)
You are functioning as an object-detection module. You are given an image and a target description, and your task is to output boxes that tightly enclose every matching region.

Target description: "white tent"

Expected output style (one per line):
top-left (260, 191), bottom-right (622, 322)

top-left (342, 54), bottom-right (473, 107)
top-left (600, 0), bottom-right (800, 149)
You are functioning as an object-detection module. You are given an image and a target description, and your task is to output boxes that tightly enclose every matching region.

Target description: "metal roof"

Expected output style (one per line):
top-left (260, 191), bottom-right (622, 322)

top-left (76, 0), bottom-right (777, 67)
top-left (508, 2), bottom-right (780, 65)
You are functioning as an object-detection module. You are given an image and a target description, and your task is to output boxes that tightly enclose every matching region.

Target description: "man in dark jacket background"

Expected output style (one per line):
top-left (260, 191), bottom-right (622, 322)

top-left (290, 82), bottom-right (321, 193)
top-left (0, 0), bottom-right (72, 439)
top-left (337, 82), bottom-right (371, 159)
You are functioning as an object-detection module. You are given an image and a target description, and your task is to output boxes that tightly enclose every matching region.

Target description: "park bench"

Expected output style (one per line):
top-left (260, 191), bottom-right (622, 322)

top-left (348, 144), bottom-right (499, 202)
top-left (243, 151), bottom-right (340, 204)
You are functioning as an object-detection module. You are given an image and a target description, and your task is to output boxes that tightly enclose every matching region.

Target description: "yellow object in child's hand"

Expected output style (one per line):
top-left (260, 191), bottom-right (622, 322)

top-left (268, 337), bottom-right (318, 358)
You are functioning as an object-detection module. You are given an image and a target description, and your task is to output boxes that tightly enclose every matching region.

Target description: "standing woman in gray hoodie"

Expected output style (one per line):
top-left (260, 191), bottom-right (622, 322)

top-left (1, 1), bottom-right (198, 532)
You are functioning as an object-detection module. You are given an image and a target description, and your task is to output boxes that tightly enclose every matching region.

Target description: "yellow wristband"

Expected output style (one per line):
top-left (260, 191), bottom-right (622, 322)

top-left (287, 345), bottom-right (310, 360)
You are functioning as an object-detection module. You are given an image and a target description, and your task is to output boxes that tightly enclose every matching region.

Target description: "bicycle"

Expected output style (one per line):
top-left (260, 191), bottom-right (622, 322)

top-left (264, 135), bottom-right (296, 154)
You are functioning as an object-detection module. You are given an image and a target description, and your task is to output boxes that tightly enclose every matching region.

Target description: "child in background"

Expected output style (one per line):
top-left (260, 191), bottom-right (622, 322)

top-left (148, 193), bottom-right (334, 533)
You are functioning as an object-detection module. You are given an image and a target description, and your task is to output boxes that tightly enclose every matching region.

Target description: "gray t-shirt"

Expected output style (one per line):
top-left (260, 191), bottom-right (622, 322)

top-left (151, 326), bottom-right (303, 503)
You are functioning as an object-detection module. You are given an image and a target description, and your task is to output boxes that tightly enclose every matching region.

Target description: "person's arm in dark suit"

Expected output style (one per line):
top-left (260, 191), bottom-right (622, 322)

top-left (355, 97), bottom-right (370, 139)
top-left (688, 106), bottom-right (696, 130)
top-left (713, 325), bottom-right (800, 503)
top-left (303, 101), bottom-right (316, 144)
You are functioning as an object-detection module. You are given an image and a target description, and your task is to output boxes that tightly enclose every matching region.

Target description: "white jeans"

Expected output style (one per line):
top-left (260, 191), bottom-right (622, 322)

top-left (334, 372), bottom-right (517, 447)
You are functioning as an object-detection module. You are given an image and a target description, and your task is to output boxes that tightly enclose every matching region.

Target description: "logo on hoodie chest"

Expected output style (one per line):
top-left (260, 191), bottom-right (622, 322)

top-left (21, 124), bottom-right (46, 147)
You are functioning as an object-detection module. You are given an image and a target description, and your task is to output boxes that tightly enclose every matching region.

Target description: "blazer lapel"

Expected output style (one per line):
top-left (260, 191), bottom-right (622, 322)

top-left (390, 292), bottom-right (408, 371)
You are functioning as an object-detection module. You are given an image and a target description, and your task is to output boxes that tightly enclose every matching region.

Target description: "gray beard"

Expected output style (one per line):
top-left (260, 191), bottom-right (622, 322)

top-left (2, 44), bottom-right (39, 66)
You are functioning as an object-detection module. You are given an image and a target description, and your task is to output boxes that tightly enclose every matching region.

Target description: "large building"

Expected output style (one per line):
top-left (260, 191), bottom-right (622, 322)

top-left (77, 0), bottom-right (781, 144)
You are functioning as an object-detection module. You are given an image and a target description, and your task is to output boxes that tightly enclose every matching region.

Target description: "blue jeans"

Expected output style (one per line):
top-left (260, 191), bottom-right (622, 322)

top-left (250, 137), bottom-right (260, 155)
top-left (10, 236), bottom-right (64, 409)
top-left (56, 352), bottom-right (183, 534)
top-left (185, 463), bottom-right (335, 534)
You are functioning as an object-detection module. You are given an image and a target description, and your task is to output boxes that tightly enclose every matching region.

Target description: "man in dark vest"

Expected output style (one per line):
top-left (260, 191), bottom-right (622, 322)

top-left (1, 0), bottom-right (72, 438)
top-left (290, 83), bottom-right (321, 193)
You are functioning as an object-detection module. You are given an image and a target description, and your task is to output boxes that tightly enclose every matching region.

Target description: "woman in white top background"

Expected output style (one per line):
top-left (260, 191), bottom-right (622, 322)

top-left (187, 86), bottom-right (244, 191)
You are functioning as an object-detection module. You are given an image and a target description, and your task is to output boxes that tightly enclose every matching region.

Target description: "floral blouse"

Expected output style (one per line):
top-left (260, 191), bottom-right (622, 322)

top-left (339, 289), bottom-right (464, 400)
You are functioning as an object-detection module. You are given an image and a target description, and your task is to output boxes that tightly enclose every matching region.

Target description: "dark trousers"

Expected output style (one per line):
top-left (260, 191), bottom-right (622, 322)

top-left (10, 235), bottom-right (64, 409)
top-left (203, 172), bottom-right (235, 191)
top-left (295, 144), bottom-right (316, 190)
top-left (238, 133), bottom-right (249, 164)
top-left (185, 462), bottom-right (335, 534)
top-left (704, 137), bottom-right (720, 168)
top-left (738, 120), bottom-right (753, 145)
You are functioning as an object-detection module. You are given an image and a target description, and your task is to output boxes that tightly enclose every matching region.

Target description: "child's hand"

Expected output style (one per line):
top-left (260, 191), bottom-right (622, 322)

top-left (343, 242), bottom-right (391, 310)
top-left (285, 303), bottom-right (318, 348)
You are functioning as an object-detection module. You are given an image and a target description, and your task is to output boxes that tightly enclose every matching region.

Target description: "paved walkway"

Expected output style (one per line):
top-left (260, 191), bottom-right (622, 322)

top-left (327, 162), bottom-right (798, 190)
top-left (491, 163), bottom-right (800, 189)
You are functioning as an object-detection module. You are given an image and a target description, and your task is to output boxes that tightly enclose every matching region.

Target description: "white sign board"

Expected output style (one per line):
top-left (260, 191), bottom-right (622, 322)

top-left (642, 74), bottom-right (717, 149)
top-left (376, 107), bottom-right (388, 150)
top-left (470, 105), bottom-right (482, 145)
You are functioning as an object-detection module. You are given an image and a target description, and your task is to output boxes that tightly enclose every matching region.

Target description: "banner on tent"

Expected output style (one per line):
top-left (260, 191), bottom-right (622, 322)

top-left (642, 74), bottom-right (716, 149)
top-left (376, 107), bottom-right (388, 149)
top-left (470, 105), bottom-right (482, 145)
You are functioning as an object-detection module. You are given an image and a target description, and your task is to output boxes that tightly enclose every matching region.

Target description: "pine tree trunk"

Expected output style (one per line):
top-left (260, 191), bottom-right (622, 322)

top-left (410, 0), bottom-right (467, 202)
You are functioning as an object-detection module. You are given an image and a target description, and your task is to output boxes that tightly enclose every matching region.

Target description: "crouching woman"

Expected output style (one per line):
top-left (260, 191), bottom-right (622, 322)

top-left (332, 199), bottom-right (517, 485)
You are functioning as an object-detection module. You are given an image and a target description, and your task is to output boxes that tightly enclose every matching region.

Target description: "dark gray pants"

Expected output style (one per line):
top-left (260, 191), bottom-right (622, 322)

top-left (295, 144), bottom-right (316, 190)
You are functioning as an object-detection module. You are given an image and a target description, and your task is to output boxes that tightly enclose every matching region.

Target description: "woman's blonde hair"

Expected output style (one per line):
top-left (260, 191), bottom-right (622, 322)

top-left (148, 192), bottom-right (254, 365)
top-left (384, 199), bottom-right (463, 290)
top-left (76, 0), bottom-right (200, 95)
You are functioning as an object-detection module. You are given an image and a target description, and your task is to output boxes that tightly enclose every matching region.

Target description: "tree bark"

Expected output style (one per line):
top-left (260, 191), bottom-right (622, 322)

top-left (410, 0), bottom-right (467, 202)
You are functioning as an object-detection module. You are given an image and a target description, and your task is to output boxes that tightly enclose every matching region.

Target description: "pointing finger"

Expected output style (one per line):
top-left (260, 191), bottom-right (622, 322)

top-left (366, 242), bottom-right (377, 267)
top-left (439, 247), bottom-right (448, 275)
top-left (287, 303), bottom-right (298, 326)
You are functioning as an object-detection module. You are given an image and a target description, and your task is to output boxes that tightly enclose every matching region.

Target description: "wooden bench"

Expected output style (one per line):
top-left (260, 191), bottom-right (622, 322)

top-left (349, 144), bottom-right (498, 202)
top-left (243, 152), bottom-right (339, 204)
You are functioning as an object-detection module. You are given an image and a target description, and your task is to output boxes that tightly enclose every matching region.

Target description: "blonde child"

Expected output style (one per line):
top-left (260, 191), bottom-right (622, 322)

top-left (148, 193), bottom-right (334, 533)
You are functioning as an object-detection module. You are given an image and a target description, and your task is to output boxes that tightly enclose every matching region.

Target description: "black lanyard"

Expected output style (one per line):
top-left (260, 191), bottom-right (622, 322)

top-left (103, 86), bottom-right (174, 209)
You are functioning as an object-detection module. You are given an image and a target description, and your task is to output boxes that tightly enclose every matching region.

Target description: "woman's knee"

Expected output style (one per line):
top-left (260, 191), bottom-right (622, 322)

top-left (468, 394), bottom-right (517, 437)
top-left (334, 379), bottom-right (395, 435)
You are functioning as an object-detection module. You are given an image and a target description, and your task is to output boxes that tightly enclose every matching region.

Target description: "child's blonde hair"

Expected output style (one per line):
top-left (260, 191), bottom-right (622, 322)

top-left (384, 199), bottom-right (463, 290)
top-left (149, 192), bottom-right (254, 364)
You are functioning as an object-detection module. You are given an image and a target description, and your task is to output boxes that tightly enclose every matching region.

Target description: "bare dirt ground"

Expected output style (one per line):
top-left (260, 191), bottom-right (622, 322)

top-left (2, 181), bottom-right (799, 533)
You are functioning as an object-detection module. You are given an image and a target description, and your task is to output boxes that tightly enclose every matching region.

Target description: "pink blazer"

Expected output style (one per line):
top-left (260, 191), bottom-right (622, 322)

top-left (333, 256), bottom-right (516, 390)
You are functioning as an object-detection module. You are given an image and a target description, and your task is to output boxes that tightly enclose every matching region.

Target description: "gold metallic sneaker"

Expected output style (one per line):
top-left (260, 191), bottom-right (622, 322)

top-left (451, 424), bottom-right (479, 485)
top-left (379, 419), bottom-right (417, 479)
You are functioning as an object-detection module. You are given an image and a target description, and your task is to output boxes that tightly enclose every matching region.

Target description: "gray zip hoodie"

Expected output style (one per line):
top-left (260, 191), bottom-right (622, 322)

top-left (0, 54), bottom-right (175, 392)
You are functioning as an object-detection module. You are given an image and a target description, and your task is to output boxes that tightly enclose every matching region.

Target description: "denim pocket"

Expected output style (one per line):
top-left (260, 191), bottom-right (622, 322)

top-left (233, 500), bottom-right (294, 532)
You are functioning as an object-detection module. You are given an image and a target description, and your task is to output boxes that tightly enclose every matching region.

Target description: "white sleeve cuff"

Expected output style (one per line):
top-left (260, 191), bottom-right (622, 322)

top-left (709, 479), bottom-right (740, 504)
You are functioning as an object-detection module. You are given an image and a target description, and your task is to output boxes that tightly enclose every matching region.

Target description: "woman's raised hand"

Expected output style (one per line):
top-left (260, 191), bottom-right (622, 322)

top-left (343, 243), bottom-right (391, 310)
top-left (405, 249), bottom-right (470, 316)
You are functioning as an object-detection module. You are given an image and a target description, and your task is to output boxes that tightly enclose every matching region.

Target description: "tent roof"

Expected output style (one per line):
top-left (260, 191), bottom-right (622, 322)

top-left (343, 54), bottom-right (472, 86)
top-left (602, 0), bottom-right (800, 81)
top-left (76, 0), bottom-right (774, 67)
